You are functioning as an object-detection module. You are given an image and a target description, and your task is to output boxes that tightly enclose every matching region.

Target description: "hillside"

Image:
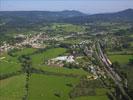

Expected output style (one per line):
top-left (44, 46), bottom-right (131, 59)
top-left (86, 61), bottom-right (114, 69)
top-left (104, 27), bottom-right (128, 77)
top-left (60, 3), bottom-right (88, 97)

top-left (0, 10), bottom-right (87, 26)
top-left (0, 9), bottom-right (133, 27)
top-left (63, 9), bottom-right (133, 23)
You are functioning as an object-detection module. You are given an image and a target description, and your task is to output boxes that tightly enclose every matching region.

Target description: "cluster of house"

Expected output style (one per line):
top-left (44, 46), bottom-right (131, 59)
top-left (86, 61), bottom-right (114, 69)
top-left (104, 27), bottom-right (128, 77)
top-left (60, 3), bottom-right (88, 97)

top-left (0, 33), bottom-right (51, 53)
top-left (20, 33), bottom-right (48, 48)
top-left (0, 42), bottom-right (15, 53)
top-left (87, 64), bottom-right (106, 80)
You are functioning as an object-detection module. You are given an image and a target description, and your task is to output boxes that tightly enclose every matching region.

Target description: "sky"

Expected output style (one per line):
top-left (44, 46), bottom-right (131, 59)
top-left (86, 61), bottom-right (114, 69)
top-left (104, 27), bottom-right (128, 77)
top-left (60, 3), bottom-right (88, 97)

top-left (0, 0), bottom-right (133, 14)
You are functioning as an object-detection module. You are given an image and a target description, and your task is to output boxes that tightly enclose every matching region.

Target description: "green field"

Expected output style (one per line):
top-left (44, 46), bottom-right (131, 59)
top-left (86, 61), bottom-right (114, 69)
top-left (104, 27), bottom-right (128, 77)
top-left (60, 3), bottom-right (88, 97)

top-left (74, 95), bottom-right (108, 100)
top-left (130, 34), bottom-right (133, 38)
top-left (129, 34), bottom-right (133, 47)
top-left (36, 66), bottom-right (89, 76)
top-left (0, 60), bottom-right (21, 75)
top-left (0, 74), bottom-right (26, 100)
top-left (40, 23), bottom-right (85, 35)
top-left (31, 48), bottom-right (67, 67)
top-left (72, 85), bottom-right (108, 100)
top-left (0, 48), bottom-right (36, 75)
top-left (130, 42), bottom-right (133, 47)
top-left (0, 54), bottom-right (21, 75)
top-left (13, 48), bottom-right (37, 56)
top-left (28, 74), bottom-right (80, 100)
top-left (0, 46), bottom-right (109, 100)
top-left (52, 23), bottom-right (85, 33)
top-left (30, 47), bottom-right (89, 76)
top-left (109, 54), bottom-right (133, 64)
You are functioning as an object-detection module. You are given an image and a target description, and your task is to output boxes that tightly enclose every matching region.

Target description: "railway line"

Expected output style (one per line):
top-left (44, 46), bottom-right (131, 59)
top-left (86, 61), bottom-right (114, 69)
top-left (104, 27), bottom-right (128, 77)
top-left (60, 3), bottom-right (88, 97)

top-left (96, 42), bottom-right (131, 100)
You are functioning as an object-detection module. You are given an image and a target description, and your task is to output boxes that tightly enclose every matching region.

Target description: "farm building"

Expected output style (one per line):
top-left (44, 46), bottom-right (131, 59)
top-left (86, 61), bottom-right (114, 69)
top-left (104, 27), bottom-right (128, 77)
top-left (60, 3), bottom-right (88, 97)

top-left (52, 56), bottom-right (75, 63)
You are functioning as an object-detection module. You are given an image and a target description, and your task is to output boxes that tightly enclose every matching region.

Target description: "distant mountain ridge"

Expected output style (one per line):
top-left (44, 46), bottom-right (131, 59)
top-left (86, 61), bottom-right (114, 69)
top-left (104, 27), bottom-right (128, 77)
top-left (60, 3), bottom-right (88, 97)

top-left (0, 10), bottom-right (88, 29)
top-left (0, 9), bottom-right (133, 27)
top-left (0, 10), bottom-right (87, 24)
top-left (64, 9), bottom-right (133, 23)
top-left (62, 9), bottom-right (133, 23)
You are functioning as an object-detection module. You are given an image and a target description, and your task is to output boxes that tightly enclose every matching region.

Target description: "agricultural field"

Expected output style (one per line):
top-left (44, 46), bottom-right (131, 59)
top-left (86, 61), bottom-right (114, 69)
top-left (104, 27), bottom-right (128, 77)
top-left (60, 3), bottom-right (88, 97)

top-left (40, 23), bottom-right (85, 35)
top-left (31, 48), bottom-right (67, 67)
top-left (74, 95), bottom-right (108, 100)
top-left (35, 66), bottom-right (89, 76)
top-left (51, 23), bottom-right (85, 32)
top-left (108, 54), bottom-right (133, 65)
top-left (0, 54), bottom-right (21, 75)
top-left (0, 48), bottom-right (36, 75)
top-left (0, 74), bottom-right (26, 100)
top-left (0, 60), bottom-right (21, 75)
top-left (28, 74), bottom-right (80, 100)
top-left (13, 48), bottom-right (37, 56)
top-left (28, 74), bottom-right (107, 100)
top-left (130, 34), bottom-right (133, 38)
top-left (130, 42), bottom-right (133, 47)
top-left (1, 47), bottom-right (93, 100)
top-left (70, 80), bottom-right (109, 100)
top-left (129, 34), bottom-right (133, 48)
top-left (74, 89), bottom-right (108, 100)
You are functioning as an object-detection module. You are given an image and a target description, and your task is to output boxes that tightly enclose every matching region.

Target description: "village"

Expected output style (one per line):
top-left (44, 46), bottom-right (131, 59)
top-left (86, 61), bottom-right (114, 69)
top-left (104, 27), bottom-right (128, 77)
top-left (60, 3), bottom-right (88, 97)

top-left (0, 31), bottom-right (103, 82)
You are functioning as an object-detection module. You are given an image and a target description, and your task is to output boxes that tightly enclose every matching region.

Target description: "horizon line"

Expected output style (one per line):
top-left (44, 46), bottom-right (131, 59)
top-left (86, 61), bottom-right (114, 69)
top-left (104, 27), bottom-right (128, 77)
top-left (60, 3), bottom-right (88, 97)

top-left (0, 8), bottom-right (132, 14)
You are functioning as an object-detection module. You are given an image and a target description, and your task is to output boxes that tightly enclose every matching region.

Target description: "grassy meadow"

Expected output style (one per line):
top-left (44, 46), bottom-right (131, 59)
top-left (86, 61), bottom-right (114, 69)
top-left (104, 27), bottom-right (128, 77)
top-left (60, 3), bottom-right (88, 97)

top-left (74, 95), bottom-right (108, 100)
top-left (35, 66), bottom-right (89, 76)
top-left (0, 74), bottom-right (26, 100)
top-left (0, 53), bottom-right (21, 75)
top-left (0, 47), bottom-right (93, 100)
top-left (108, 54), bottom-right (133, 64)
top-left (13, 48), bottom-right (37, 56)
top-left (31, 48), bottom-right (67, 67)
top-left (0, 48), bottom-right (36, 75)
top-left (28, 74), bottom-right (80, 100)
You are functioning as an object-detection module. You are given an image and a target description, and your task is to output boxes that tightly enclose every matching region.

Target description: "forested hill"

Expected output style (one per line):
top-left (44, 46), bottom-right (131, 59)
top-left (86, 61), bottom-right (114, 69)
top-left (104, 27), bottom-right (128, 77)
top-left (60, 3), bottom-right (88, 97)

top-left (0, 9), bottom-right (133, 26)
top-left (0, 9), bottom-right (133, 36)
top-left (62, 9), bottom-right (133, 23)
top-left (0, 10), bottom-right (87, 26)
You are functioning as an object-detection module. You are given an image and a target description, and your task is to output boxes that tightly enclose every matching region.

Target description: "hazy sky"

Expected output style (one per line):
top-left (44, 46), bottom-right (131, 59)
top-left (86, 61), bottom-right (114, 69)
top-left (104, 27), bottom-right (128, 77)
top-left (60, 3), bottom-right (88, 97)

top-left (0, 0), bottom-right (133, 13)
